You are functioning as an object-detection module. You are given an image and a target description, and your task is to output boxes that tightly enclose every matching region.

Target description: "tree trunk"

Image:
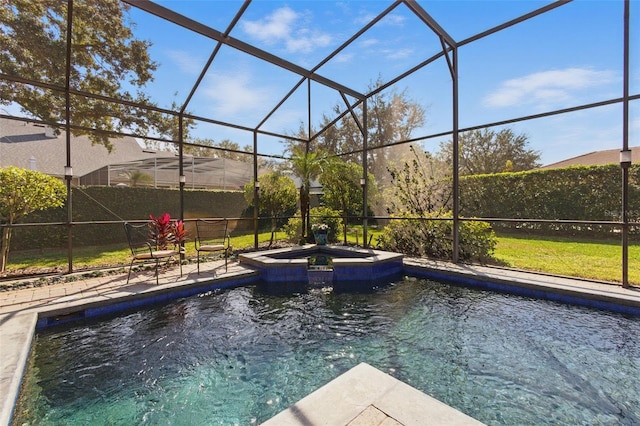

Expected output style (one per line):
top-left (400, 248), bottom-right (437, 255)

top-left (0, 225), bottom-right (13, 272)
top-left (343, 212), bottom-right (348, 245)
top-left (269, 218), bottom-right (276, 247)
top-left (300, 185), bottom-right (310, 240)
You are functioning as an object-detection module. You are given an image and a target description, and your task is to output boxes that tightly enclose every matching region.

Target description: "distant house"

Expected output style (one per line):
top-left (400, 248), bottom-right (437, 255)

top-left (540, 146), bottom-right (639, 169)
top-left (0, 117), bottom-right (255, 189)
top-left (0, 117), bottom-right (159, 183)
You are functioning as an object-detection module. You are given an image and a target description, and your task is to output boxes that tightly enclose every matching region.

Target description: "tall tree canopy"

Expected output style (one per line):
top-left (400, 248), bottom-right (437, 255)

top-left (183, 138), bottom-right (252, 161)
top-left (438, 128), bottom-right (541, 175)
top-left (0, 0), bottom-right (174, 151)
top-left (312, 79), bottom-right (426, 181)
top-left (282, 79), bottom-right (425, 182)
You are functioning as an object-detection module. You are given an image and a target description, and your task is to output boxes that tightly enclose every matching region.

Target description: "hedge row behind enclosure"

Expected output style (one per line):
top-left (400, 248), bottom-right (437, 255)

top-left (7, 165), bottom-right (640, 251)
top-left (460, 164), bottom-right (640, 235)
top-left (10, 187), bottom-right (248, 250)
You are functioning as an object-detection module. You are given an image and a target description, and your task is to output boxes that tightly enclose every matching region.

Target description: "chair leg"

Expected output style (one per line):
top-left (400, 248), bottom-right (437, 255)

top-left (127, 259), bottom-right (135, 284)
top-left (197, 251), bottom-right (200, 275)
top-left (155, 258), bottom-right (160, 285)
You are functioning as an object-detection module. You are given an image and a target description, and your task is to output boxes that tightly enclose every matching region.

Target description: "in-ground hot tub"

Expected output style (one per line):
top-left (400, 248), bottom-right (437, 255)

top-left (238, 244), bottom-right (404, 291)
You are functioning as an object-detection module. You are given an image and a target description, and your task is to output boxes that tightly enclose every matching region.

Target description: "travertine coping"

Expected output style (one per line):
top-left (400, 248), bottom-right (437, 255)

top-left (0, 312), bottom-right (37, 426)
top-left (262, 362), bottom-right (485, 425)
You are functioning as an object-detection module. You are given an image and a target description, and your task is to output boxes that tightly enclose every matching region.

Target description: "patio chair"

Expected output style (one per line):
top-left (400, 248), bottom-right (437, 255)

top-left (195, 219), bottom-right (230, 274)
top-left (124, 222), bottom-right (183, 285)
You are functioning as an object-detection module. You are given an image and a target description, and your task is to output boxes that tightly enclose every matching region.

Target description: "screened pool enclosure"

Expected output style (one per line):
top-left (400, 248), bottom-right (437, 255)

top-left (0, 0), bottom-right (638, 285)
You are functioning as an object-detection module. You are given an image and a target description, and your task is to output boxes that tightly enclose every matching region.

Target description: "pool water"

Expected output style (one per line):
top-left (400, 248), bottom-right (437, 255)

top-left (17, 278), bottom-right (640, 425)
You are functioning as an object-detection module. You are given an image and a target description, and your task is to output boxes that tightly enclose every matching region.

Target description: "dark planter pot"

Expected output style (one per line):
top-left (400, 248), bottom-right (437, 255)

top-left (313, 230), bottom-right (328, 245)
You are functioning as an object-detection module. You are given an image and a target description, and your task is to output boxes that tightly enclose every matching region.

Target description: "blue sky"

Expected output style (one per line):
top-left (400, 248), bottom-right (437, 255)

top-left (7, 0), bottom-right (639, 165)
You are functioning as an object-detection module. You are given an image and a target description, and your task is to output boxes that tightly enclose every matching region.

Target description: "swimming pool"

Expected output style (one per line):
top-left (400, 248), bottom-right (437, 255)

top-left (16, 277), bottom-right (640, 425)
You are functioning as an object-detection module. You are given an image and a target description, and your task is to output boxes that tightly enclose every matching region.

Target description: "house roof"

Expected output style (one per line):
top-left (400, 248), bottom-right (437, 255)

top-left (540, 146), bottom-right (640, 169)
top-left (0, 117), bottom-right (159, 177)
top-left (1, 117), bottom-right (259, 189)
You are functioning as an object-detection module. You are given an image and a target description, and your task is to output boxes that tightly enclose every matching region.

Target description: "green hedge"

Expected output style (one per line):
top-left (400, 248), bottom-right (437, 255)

top-left (9, 187), bottom-right (248, 250)
top-left (8, 165), bottom-right (640, 250)
top-left (460, 164), bottom-right (640, 235)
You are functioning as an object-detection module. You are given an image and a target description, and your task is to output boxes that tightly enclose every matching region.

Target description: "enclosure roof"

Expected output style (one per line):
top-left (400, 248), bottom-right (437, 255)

top-left (112, 0), bottom-right (570, 151)
top-left (1, 0), bottom-right (632, 166)
top-left (122, 0), bottom-right (566, 136)
top-left (99, 155), bottom-right (257, 189)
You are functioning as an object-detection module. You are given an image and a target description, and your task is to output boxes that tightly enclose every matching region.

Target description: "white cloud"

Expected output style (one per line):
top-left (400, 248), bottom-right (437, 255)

top-left (203, 72), bottom-right (272, 116)
top-left (166, 50), bottom-right (204, 74)
top-left (334, 52), bottom-right (354, 63)
top-left (383, 13), bottom-right (406, 26)
top-left (241, 7), bottom-right (332, 54)
top-left (360, 38), bottom-right (379, 48)
top-left (385, 48), bottom-right (413, 60)
top-left (484, 68), bottom-right (617, 108)
top-left (243, 7), bottom-right (297, 42)
top-left (286, 31), bottom-right (332, 54)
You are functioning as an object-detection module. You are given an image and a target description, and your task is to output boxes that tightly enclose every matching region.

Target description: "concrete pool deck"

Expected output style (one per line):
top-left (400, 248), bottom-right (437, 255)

top-left (1, 256), bottom-right (639, 425)
top-left (262, 362), bottom-right (483, 426)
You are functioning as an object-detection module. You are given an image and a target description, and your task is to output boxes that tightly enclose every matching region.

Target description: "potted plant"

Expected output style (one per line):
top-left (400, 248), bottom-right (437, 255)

top-left (311, 222), bottom-right (330, 245)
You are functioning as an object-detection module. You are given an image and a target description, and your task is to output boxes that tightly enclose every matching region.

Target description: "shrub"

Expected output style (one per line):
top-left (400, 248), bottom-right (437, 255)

top-left (458, 220), bottom-right (497, 262)
top-left (283, 206), bottom-right (343, 244)
top-left (282, 216), bottom-right (304, 244)
top-left (377, 210), bottom-right (496, 263)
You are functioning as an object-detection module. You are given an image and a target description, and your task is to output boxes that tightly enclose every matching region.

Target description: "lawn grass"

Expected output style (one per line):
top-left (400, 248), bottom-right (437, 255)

top-left (493, 234), bottom-right (640, 285)
top-left (4, 232), bottom-right (292, 273)
top-left (4, 230), bottom-right (638, 285)
top-left (6, 244), bottom-right (138, 271)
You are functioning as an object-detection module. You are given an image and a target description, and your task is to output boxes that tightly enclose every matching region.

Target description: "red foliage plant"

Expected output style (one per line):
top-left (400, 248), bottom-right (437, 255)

top-left (148, 213), bottom-right (188, 250)
top-left (173, 220), bottom-right (188, 245)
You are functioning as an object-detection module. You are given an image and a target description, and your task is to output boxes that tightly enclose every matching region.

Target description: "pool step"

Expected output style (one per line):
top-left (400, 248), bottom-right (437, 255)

top-left (308, 267), bottom-right (334, 287)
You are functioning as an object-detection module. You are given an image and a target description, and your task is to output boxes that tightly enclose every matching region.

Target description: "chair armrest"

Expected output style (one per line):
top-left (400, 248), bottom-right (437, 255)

top-left (132, 241), bottom-right (155, 257)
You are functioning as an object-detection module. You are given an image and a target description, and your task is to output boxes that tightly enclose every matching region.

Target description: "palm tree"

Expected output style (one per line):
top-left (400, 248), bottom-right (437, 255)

top-left (289, 146), bottom-right (327, 242)
top-left (122, 169), bottom-right (153, 187)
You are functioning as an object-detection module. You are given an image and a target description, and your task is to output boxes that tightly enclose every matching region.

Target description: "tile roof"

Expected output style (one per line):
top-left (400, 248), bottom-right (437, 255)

top-left (540, 146), bottom-right (639, 169)
top-left (1, 117), bottom-right (260, 189)
top-left (0, 117), bottom-right (159, 177)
